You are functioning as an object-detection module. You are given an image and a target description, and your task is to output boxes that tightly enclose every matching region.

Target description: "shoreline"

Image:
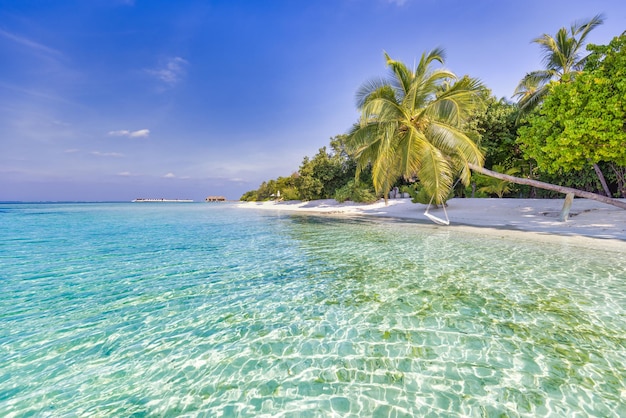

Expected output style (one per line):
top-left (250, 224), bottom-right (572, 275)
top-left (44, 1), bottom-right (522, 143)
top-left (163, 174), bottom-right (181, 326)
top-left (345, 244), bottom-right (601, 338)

top-left (236, 197), bottom-right (626, 250)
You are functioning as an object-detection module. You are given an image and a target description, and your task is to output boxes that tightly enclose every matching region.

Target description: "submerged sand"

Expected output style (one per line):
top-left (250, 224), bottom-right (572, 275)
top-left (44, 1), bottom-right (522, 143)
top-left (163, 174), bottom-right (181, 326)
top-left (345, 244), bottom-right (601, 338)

top-left (236, 198), bottom-right (626, 249)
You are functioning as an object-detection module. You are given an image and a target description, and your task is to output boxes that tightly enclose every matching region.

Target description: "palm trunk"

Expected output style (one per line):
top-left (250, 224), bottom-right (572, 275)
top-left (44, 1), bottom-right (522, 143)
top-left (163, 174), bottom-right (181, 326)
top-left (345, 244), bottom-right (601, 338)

top-left (468, 164), bottom-right (626, 210)
top-left (559, 193), bottom-right (575, 221)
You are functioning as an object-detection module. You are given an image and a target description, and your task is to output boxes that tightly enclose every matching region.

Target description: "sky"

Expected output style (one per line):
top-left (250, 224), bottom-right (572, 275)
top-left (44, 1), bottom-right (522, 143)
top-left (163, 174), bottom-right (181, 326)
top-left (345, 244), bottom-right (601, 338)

top-left (1, 0), bottom-right (625, 202)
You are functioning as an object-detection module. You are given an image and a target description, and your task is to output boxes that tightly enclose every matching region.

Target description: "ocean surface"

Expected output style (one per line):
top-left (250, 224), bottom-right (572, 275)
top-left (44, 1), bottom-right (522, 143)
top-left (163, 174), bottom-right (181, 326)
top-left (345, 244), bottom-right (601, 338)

top-left (1, 202), bottom-right (625, 417)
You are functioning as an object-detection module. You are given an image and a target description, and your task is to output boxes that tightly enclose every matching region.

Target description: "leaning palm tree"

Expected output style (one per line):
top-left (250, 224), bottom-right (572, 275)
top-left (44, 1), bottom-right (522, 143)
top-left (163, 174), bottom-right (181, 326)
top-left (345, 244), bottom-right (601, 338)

top-left (514, 14), bottom-right (604, 114)
top-left (346, 49), bottom-right (484, 205)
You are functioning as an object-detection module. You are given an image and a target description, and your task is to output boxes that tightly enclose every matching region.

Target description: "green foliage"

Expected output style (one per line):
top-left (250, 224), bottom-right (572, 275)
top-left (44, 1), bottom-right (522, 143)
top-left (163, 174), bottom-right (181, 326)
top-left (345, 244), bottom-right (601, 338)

top-left (295, 156), bottom-right (324, 201)
top-left (529, 166), bottom-right (608, 198)
top-left (279, 186), bottom-right (300, 201)
top-left (518, 34), bottom-right (626, 175)
top-left (405, 183), bottom-right (453, 205)
top-left (408, 185), bottom-right (432, 205)
top-left (239, 190), bottom-right (258, 201)
top-left (240, 135), bottom-right (358, 202)
top-left (240, 175), bottom-right (299, 201)
top-left (476, 164), bottom-right (520, 198)
top-left (334, 181), bottom-right (377, 203)
top-left (346, 50), bottom-right (484, 205)
top-left (241, 32), bottom-right (625, 202)
top-left (296, 140), bottom-right (355, 201)
top-left (514, 14), bottom-right (605, 115)
top-left (465, 96), bottom-right (521, 168)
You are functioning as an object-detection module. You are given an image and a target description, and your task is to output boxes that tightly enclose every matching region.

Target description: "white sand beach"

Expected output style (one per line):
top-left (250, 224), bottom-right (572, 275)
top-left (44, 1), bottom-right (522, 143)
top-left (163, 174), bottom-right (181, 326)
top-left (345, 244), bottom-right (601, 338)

top-left (237, 197), bottom-right (626, 247)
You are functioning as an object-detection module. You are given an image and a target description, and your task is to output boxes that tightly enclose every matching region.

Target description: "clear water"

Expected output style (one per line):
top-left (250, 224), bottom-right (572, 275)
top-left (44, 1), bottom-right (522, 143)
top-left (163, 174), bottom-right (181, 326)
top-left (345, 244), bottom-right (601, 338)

top-left (1, 203), bottom-right (625, 417)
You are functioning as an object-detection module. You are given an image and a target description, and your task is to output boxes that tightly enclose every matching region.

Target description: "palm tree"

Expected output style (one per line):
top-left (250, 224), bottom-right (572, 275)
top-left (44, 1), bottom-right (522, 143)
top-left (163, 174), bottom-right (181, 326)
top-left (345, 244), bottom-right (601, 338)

top-left (515, 15), bottom-right (613, 196)
top-left (514, 14), bottom-right (604, 114)
top-left (346, 49), bottom-right (484, 205)
top-left (345, 48), bottom-right (626, 213)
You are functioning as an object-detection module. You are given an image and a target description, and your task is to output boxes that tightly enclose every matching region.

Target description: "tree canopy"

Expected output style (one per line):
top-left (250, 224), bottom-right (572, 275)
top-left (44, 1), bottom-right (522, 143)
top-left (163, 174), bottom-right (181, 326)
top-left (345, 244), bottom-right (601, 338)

top-left (241, 25), bottom-right (626, 207)
top-left (346, 49), bottom-right (484, 204)
top-left (514, 14), bottom-right (604, 114)
top-left (518, 33), bottom-right (626, 174)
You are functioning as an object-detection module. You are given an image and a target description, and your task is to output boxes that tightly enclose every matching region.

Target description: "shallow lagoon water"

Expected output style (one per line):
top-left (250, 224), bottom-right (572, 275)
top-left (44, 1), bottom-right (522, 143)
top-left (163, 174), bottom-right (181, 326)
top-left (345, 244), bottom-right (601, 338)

top-left (1, 203), bottom-right (625, 416)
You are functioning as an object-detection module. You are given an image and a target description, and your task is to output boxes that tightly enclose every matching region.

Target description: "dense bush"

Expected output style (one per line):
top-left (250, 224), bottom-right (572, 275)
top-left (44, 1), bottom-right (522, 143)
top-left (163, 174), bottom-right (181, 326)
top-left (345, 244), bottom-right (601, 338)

top-left (334, 181), bottom-right (377, 203)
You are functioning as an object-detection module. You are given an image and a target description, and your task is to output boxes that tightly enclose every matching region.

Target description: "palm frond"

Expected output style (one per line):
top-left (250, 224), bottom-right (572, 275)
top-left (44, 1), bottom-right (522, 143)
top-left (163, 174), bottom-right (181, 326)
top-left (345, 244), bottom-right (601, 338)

top-left (356, 78), bottom-right (394, 109)
top-left (416, 48), bottom-right (446, 77)
top-left (429, 76), bottom-right (484, 125)
top-left (384, 51), bottom-right (413, 99)
top-left (572, 14), bottom-right (605, 70)
top-left (524, 14), bottom-right (604, 97)
top-left (513, 70), bottom-right (554, 114)
top-left (417, 144), bottom-right (453, 204)
top-left (428, 122), bottom-right (484, 166)
top-left (347, 49), bottom-right (485, 204)
top-left (397, 129), bottom-right (429, 178)
top-left (572, 14), bottom-right (605, 40)
top-left (407, 67), bottom-right (456, 112)
top-left (361, 96), bottom-right (404, 127)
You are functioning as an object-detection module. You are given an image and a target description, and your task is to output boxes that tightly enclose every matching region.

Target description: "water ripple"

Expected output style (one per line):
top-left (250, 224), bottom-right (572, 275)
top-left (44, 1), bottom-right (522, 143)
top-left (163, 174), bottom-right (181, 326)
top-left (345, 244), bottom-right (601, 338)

top-left (0, 203), bottom-right (625, 416)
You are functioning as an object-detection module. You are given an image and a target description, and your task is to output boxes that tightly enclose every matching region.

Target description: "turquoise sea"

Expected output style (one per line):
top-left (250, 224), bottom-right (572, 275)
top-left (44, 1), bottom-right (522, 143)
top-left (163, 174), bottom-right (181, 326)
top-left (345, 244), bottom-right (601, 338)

top-left (1, 202), bottom-right (625, 417)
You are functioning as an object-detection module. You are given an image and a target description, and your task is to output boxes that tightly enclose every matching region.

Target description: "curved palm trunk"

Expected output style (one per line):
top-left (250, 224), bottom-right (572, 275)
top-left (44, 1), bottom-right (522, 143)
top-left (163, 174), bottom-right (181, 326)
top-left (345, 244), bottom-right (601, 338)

top-left (468, 164), bottom-right (626, 210)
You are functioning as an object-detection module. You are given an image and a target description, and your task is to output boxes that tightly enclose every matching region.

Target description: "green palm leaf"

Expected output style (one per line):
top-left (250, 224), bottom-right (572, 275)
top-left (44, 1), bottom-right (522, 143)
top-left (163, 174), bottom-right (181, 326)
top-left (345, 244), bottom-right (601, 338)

top-left (515, 14), bottom-right (604, 114)
top-left (346, 50), bottom-right (485, 203)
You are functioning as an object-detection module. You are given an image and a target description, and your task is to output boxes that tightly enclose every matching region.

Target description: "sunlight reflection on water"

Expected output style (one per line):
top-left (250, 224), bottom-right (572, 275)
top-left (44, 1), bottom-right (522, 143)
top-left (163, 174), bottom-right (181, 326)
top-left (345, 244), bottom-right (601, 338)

top-left (1, 203), bottom-right (625, 416)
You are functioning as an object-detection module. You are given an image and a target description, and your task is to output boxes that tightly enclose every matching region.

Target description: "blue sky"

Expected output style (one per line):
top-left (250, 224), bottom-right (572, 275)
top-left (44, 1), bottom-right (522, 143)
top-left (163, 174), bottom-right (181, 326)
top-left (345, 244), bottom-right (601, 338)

top-left (1, 0), bottom-right (624, 201)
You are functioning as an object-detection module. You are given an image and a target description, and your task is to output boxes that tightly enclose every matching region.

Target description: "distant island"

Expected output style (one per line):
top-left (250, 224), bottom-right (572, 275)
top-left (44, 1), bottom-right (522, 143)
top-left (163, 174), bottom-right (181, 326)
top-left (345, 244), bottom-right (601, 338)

top-left (132, 198), bottom-right (193, 203)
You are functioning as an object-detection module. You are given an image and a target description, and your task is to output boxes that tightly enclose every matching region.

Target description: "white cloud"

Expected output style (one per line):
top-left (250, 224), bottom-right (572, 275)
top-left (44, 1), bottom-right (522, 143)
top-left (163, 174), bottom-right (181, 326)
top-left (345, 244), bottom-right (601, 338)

top-left (117, 171), bottom-right (132, 176)
top-left (108, 129), bottom-right (150, 138)
top-left (108, 130), bottom-right (130, 136)
top-left (387, 0), bottom-right (408, 5)
top-left (129, 129), bottom-right (150, 138)
top-left (64, 148), bottom-right (79, 153)
top-left (0, 29), bottom-right (62, 57)
top-left (147, 57), bottom-right (188, 85)
top-left (91, 151), bottom-right (124, 158)
top-left (163, 172), bottom-right (176, 178)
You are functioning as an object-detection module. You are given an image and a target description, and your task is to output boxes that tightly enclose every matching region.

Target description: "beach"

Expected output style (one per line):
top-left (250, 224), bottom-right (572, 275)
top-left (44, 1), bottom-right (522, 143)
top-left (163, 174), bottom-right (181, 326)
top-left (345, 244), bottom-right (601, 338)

top-left (237, 197), bottom-right (626, 245)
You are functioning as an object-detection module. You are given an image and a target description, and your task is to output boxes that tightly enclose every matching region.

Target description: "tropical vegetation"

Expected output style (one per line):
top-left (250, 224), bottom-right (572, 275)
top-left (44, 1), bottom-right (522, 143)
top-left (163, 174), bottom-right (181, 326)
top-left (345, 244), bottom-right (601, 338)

top-left (513, 14), bottom-right (605, 115)
top-left (241, 18), bottom-right (626, 210)
top-left (344, 49), bottom-right (484, 205)
top-left (518, 32), bottom-right (626, 197)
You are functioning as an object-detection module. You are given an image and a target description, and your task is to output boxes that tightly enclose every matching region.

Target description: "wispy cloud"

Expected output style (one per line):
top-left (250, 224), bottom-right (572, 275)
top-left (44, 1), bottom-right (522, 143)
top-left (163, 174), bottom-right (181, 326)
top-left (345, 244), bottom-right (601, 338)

top-left (386, 0), bottom-right (408, 5)
top-left (64, 148), bottom-right (79, 153)
top-left (117, 171), bottom-right (133, 176)
top-left (0, 82), bottom-right (78, 106)
top-left (108, 129), bottom-right (150, 138)
top-left (0, 29), bottom-right (62, 57)
top-left (163, 172), bottom-right (176, 178)
top-left (129, 129), bottom-right (150, 138)
top-left (146, 57), bottom-right (188, 85)
top-left (108, 130), bottom-right (130, 136)
top-left (91, 151), bottom-right (124, 158)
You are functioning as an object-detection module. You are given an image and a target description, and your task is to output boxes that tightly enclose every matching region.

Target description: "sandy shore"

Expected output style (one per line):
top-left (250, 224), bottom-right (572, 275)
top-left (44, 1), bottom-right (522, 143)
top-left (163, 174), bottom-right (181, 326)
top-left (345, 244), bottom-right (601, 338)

top-left (236, 198), bottom-right (626, 247)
